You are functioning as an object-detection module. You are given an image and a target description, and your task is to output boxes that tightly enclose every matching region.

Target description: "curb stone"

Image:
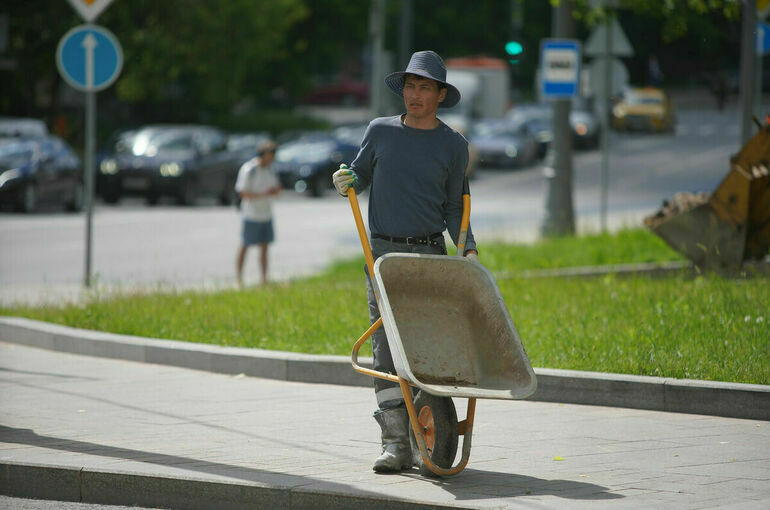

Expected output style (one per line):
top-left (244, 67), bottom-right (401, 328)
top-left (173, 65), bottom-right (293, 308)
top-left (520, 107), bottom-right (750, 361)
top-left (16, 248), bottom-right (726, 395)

top-left (0, 461), bottom-right (473, 510)
top-left (0, 316), bottom-right (767, 421)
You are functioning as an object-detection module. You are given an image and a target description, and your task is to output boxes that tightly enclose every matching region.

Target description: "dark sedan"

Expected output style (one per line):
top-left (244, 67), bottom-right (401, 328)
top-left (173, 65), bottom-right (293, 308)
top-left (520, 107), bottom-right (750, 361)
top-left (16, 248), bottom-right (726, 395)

top-left (0, 136), bottom-right (83, 213)
top-left (508, 100), bottom-right (601, 157)
top-left (97, 125), bottom-right (242, 205)
top-left (272, 133), bottom-right (359, 197)
top-left (468, 119), bottom-right (540, 169)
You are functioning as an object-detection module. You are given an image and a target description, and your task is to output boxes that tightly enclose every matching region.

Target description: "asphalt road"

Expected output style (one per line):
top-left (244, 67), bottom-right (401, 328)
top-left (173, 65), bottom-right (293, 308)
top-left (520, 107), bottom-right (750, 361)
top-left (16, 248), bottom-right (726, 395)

top-left (0, 106), bottom-right (741, 306)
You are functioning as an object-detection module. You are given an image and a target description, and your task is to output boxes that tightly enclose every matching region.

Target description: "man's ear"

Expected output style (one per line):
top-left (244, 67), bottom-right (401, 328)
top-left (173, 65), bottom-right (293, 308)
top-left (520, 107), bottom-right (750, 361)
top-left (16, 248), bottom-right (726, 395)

top-left (438, 88), bottom-right (447, 104)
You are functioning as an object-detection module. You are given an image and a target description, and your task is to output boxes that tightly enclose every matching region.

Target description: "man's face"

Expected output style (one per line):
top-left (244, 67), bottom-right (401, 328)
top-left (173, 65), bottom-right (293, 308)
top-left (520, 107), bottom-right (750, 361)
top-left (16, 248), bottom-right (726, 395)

top-left (403, 74), bottom-right (446, 120)
top-left (260, 150), bottom-right (275, 166)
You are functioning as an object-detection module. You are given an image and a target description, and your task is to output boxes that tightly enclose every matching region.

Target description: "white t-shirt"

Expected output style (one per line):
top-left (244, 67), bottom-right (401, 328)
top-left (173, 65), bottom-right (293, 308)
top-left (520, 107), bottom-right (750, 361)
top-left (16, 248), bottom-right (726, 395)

top-left (234, 157), bottom-right (280, 221)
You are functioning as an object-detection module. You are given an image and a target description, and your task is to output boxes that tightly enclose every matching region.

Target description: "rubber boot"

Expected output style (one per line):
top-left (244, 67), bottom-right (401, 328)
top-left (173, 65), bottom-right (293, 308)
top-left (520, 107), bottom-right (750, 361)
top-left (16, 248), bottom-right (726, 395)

top-left (373, 407), bottom-right (413, 472)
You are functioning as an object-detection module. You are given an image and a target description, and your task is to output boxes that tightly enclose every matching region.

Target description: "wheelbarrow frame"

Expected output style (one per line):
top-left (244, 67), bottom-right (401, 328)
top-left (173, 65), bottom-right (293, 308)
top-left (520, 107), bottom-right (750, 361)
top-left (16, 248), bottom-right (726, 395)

top-left (347, 180), bottom-right (478, 476)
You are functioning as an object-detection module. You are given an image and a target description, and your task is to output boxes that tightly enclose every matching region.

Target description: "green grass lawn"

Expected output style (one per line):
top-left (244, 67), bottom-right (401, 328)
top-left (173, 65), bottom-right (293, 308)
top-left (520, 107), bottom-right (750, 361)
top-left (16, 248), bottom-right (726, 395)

top-left (2, 229), bottom-right (768, 384)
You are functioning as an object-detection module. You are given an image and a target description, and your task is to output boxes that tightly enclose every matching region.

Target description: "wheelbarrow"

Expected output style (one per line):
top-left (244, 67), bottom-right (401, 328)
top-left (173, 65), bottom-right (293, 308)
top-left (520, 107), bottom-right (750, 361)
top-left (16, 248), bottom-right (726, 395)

top-left (346, 179), bottom-right (537, 476)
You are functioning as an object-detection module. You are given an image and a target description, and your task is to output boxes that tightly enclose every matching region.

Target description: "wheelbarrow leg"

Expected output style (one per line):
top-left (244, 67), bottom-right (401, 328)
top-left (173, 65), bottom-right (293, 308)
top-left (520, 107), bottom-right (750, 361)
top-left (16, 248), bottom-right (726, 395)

top-left (399, 377), bottom-right (476, 477)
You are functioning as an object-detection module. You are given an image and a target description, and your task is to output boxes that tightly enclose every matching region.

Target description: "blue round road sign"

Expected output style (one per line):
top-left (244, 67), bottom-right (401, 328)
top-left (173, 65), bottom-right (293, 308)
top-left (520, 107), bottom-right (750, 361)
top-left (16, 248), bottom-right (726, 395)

top-left (56, 24), bottom-right (123, 92)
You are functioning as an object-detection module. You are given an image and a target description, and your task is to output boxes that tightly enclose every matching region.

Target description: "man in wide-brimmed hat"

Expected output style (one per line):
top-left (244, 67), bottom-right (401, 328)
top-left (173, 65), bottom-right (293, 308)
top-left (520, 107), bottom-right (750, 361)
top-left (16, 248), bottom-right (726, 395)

top-left (332, 50), bottom-right (478, 473)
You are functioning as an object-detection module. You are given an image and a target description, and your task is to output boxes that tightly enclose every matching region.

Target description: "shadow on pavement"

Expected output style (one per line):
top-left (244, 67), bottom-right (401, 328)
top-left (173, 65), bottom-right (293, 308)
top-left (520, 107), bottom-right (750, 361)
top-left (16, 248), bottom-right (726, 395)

top-left (0, 426), bottom-right (422, 506)
top-left (423, 467), bottom-right (624, 501)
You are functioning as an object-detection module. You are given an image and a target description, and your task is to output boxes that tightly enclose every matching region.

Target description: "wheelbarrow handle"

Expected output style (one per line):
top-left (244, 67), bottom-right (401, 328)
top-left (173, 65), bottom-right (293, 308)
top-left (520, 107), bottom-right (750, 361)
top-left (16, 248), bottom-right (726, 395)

top-left (347, 188), bottom-right (376, 282)
top-left (456, 176), bottom-right (471, 256)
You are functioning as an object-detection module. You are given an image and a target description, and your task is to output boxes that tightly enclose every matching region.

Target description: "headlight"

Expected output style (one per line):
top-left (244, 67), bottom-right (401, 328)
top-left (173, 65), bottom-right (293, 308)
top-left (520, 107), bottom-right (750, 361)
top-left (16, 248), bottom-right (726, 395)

top-left (613, 105), bottom-right (626, 118)
top-left (100, 159), bottom-right (118, 174)
top-left (0, 168), bottom-right (21, 188)
top-left (504, 144), bottom-right (518, 158)
top-left (160, 162), bottom-right (182, 177)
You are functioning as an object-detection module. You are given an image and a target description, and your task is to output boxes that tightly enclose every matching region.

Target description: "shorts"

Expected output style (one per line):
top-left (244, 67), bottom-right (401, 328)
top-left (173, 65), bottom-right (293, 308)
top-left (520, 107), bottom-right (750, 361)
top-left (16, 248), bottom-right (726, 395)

top-left (242, 219), bottom-right (274, 246)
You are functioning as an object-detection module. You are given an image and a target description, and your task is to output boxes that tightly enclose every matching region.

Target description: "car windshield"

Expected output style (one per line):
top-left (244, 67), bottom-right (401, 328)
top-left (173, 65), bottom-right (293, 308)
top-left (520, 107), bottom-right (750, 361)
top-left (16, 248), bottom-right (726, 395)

top-left (111, 131), bottom-right (137, 154)
top-left (332, 125), bottom-right (367, 146)
top-left (0, 144), bottom-right (36, 170)
top-left (624, 91), bottom-right (662, 105)
top-left (276, 138), bottom-right (336, 163)
top-left (471, 121), bottom-right (522, 138)
top-left (130, 130), bottom-right (193, 155)
top-left (150, 132), bottom-right (194, 151)
top-left (227, 133), bottom-right (270, 152)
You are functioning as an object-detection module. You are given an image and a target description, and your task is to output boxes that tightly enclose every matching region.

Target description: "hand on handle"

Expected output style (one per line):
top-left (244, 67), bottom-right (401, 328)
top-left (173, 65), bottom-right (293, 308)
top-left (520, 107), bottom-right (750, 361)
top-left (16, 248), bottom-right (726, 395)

top-left (332, 164), bottom-right (358, 196)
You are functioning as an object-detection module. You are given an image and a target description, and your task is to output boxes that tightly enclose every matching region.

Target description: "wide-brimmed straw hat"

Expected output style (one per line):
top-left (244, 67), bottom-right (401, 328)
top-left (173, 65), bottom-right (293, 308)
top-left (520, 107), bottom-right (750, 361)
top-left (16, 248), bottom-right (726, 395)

top-left (384, 50), bottom-right (460, 109)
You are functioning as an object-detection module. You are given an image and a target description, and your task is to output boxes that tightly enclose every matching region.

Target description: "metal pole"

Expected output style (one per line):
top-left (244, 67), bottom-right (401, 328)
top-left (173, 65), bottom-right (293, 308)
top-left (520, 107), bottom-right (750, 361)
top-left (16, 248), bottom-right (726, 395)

top-left (740, 0), bottom-right (757, 143)
top-left (600, 14), bottom-right (613, 233)
top-left (369, 0), bottom-right (386, 118)
top-left (398, 0), bottom-right (413, 71)
top-left (84, 90), bottom-right (95, 287)
top-left (755, 22), bottom-right (764, 118)
top-left (541, 0), bottom-right (576, 237)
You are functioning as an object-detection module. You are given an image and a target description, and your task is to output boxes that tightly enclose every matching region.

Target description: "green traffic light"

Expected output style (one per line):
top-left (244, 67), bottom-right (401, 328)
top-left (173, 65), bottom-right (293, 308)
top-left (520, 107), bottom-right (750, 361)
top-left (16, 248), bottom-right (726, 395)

top-left (505, 41), bottom-right (523, 56)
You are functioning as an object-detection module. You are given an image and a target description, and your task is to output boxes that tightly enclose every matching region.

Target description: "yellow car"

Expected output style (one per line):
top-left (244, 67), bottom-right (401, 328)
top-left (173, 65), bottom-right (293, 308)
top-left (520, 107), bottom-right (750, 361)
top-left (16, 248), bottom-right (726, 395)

top-left (611, 87), bottom-right (676, 133)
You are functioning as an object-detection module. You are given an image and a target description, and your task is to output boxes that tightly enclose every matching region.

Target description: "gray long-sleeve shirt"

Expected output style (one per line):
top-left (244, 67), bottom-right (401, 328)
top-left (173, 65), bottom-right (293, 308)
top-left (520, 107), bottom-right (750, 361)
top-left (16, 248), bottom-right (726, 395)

top-left (350, 115), bottom-right (476, 252)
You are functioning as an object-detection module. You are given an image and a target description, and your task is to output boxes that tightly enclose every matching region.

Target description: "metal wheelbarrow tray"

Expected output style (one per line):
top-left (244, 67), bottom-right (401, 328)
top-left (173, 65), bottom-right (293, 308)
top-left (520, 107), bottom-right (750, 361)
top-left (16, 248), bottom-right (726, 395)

top-left (373, 252), bottom-right (536, 401)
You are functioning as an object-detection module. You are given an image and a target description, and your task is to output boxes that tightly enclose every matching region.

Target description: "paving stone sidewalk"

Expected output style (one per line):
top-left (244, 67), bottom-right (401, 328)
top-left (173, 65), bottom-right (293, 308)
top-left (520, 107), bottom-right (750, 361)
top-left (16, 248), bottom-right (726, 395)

top-left (1, 341), bottom-right (769, 509)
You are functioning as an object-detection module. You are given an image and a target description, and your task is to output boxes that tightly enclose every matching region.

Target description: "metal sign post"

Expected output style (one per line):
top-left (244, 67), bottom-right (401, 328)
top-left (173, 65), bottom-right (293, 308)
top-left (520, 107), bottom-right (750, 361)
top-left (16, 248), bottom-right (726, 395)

top-left (540, 38), bottom-right (580, 236)
top-left (56, 24), bottom-right (122, 287)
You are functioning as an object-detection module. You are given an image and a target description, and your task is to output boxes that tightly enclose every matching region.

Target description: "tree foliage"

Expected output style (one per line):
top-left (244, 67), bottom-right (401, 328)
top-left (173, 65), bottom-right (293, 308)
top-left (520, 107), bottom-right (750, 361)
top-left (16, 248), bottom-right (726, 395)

top-left (0, 0), bottom-right (744, 131)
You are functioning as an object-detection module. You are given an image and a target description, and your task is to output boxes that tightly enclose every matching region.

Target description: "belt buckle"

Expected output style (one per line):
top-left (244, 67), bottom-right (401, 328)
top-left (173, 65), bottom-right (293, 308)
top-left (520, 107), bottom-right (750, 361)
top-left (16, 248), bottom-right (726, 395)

top-left (406, 236), bottom-right (417, 245)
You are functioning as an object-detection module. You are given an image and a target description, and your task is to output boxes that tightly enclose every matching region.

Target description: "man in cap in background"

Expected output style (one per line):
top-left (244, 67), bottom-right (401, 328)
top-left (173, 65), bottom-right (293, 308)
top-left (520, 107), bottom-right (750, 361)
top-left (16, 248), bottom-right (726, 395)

top-left (235, 140), bottom-right (281, 286)
top-left (332, 50), bottom-right (478, 472)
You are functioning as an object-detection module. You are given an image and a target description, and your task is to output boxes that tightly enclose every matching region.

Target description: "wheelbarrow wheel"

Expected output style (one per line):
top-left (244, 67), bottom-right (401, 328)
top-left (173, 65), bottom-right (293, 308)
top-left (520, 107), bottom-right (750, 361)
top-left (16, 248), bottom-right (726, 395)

top-left (409, 391), bottom-right (459, 476)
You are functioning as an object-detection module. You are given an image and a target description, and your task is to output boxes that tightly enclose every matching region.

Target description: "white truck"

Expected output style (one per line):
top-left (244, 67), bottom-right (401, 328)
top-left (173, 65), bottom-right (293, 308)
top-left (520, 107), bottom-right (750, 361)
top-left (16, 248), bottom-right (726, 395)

top-left (443, 56), bottom-right (510, 122)
top-left (438, 57), bottom-right (511, 177)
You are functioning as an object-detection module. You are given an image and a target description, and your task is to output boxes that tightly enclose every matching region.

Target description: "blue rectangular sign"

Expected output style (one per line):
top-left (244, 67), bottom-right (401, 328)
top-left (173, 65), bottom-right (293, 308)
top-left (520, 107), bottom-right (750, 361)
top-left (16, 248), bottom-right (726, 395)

top-left (540, 39), bottom-right (581, 99)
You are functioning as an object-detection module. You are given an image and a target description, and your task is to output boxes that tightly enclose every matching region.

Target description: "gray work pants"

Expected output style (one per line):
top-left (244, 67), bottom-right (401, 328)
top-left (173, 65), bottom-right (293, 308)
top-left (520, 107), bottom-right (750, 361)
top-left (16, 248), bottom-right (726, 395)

top-left (365, 236), bottom-right (447, 411)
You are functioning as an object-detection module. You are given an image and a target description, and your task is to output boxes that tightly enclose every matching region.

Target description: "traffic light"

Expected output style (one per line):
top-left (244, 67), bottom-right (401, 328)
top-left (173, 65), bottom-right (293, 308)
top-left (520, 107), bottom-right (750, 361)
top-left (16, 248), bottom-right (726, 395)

top-left (505, 41), bottom-right (523, 64)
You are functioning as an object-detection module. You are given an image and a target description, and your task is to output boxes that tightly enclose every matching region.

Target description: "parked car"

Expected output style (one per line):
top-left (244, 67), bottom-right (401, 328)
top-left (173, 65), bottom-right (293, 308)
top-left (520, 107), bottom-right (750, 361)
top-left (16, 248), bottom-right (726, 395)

top-left (226, 131), bottom-right (272, 167)
top-left (508, 100), bottom-right (601, 156)
top-left (0, 117), bottom-right (49, 138)
top-left (611, 86), bottom-right (676, 133)
top-left (301, 78), bottom-right (369, 106)
top-left (272, 132), bottom-right (359, 197)
top-left (468, 118), bottom-right (540, 169)
top-left (0, 136), bottom-right (83, 213)
top-left (97, 125), bottom-right (242, 205)
top-left (331, 123), bottom-right (368, 147)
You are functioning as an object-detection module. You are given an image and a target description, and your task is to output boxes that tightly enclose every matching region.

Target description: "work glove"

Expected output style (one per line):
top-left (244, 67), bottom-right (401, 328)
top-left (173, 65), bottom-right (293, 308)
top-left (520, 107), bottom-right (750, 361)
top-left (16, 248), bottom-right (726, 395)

top-left (332, 164), bottom-right (358, 196)
top-left (464, 251), bottom-right (480, 264)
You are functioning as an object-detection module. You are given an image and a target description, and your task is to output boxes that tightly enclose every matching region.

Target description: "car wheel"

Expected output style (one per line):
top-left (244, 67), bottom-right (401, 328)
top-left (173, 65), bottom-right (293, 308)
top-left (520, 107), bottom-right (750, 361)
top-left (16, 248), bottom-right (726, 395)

top-left (408, 391), bottom-right (459, 477)
top-left (219, 181), bottom-right (234, 206)
top-left (309, 173), bottom-right (326, 198)
top-left (177, 179), bottom-right (197, 206)
top-left (18, 183), bottom-right (37, 213)
top-left (102, 186), bottom-right (121, 204)
top-left (66, 181), bottom-right (84, 212)
top-left (146, 193), bottom-right (159, 206)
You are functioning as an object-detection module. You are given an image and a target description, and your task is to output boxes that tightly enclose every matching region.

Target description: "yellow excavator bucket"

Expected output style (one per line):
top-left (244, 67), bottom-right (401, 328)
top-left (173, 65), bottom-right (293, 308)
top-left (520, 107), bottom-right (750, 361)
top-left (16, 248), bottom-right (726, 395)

top-left (645, 123), bottom-right (770, 272)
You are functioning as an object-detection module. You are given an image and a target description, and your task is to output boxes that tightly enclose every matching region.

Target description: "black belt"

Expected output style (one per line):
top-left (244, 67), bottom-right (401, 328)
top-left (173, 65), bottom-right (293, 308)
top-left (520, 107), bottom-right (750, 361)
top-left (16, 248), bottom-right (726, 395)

top-left (372, 232), bottom-right (444, 246)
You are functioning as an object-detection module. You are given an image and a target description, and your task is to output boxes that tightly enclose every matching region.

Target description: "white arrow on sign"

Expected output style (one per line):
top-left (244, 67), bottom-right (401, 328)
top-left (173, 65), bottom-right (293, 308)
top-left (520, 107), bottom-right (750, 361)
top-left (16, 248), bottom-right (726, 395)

top-left (82, 33), bottom-right (97, 89)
